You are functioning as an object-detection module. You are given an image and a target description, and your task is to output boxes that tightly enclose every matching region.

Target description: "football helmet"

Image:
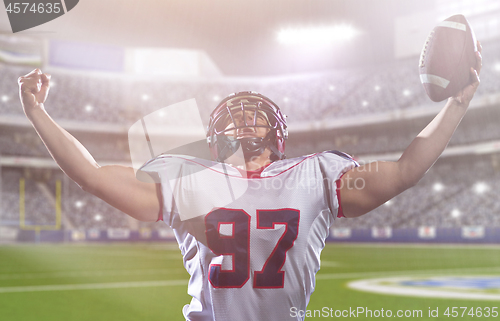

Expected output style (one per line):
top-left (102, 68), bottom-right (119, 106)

top-left (207, 91), bottom-right (288, 162)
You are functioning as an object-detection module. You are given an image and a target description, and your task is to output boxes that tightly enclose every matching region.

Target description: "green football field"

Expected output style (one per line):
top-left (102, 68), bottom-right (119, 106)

top-left (1, 242), bottom-right (500, 320)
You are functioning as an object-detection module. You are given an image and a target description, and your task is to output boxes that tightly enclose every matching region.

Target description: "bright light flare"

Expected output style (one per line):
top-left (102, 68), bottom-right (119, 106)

top-left (473, 182), bottom-right (489, 194)
top-left (433, 182), bottom-right (444, 192)
top-left (277, 25), bottom-right (358, 45)
top-left (451, 208), bottom-right (461, 218)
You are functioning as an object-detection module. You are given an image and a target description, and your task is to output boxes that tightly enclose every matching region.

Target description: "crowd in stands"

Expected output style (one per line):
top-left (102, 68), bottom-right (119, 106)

top-left (334, 155), bottom-right (500, 229)
top-left (1, 153), bottom-right (499, 230)
top-left (1, 168), bottom-right (63, 227)
top-left (1, 39), bottom-right (500, 231)
top-left (3, 110), bottom-right (500, 162)
top-left (1, 39), bottom-right (499, 126)
top-left (64, 175), bottom-right (129, 229)
top-left (0, 167), bottom-right (132, 229)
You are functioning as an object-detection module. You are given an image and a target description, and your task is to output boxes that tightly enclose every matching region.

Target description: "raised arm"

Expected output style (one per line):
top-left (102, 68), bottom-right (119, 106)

top-left (18, 69), bottom-right (161, 222)
top-left (340, 45), bottom-right (482, 218)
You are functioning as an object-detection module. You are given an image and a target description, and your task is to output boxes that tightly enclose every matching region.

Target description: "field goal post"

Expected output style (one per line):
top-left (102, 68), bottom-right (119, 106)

top-left (19, 178), bottom-right (62, 242)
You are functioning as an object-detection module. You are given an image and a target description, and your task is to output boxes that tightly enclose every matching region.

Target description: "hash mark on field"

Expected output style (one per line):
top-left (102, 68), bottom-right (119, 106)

top-left (320, 261), bottom-right (341, 267)
top-left (0, 280), bottom-right (187, 293)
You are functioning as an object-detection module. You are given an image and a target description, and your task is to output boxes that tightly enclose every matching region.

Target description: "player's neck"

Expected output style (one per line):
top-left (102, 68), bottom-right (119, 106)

top-left (244, 152), bottom-right (272, 171)
top-left (226, 148), bottom-right (273, 171)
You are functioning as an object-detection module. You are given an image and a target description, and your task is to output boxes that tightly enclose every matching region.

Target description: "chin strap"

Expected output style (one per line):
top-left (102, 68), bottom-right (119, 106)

top-left (214, 131), bottom-right (284, 162)
top-left (239, 137), bottom-right (267, 161)
top-left (215, 135), bottom-right (240, 162)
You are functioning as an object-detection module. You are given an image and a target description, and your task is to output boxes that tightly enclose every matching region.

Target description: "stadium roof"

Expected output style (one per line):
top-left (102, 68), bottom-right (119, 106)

top-left (0, 0), bottom-right (434, 76)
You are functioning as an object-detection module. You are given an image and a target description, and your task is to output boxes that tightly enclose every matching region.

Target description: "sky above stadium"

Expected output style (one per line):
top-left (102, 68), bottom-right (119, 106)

top-left (0, 0), bottom-right (435, 75)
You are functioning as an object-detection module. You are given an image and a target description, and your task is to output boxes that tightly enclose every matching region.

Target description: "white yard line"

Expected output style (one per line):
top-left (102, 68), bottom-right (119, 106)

top-left (0, 268), bottom-right (187, 280)
top-left (320, 261), bottom-right (342, 267)
top-left (317, 266), bottom-right (500, 280)
top-left (0, 280), bottom-right (187, 293)
top-left (327, 243), bottom-right (500, 250)
top-left (2, 266), bottom-right (499, 294)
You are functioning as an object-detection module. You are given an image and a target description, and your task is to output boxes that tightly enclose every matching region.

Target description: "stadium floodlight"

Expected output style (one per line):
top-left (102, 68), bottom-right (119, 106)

top-left (451, 208), bottom-right (461, 218)
top-left (85, 105), bottom-right (93, 112)
top-left (495, 62), bottom-right (500, 72)
top-left (75, 200), bottom-right (84, 208)
top-left (403, 89), bottom-right (411, 97)
top-left (277, 25), bottom-right (358, 45)
top-left (329, 85), bottom-right (335, 91)
top-left (473, 182), bottom-right (489, 194)
top-left (374, 85), bottom-right (381, 91)
top-left (94, 214), bottom-right (103, 221)
top-left (1, 95), bottom-right (8, 102)
top-left (433, 182), bottom-right (444, 192)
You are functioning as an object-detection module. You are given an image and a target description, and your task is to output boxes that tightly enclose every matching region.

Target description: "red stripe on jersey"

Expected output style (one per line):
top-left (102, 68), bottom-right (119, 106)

top-left (153, 153), bottom-right (320, 179)
top-left (335, 177), bottom-right (345, 218)
top-left (236, 163), bottom-right (272, 178)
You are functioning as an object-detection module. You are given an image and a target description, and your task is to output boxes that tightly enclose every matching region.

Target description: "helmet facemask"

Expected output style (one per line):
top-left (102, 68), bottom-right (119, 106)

top-left (207, 92), bottom-right (287, 163)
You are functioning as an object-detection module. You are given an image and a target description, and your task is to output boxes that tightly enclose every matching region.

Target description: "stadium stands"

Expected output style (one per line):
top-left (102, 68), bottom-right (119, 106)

top-left (1, 39), bottom-right (500, 232)
top-left (333, 155), bottom-right (500, 229)
top-left (3, 39), bottom-right (499, 124)
top-left (2, 152), bottom-right (499, 230)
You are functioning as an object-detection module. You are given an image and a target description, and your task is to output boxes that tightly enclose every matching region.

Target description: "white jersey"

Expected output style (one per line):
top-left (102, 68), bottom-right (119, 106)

top-left (139, 151), bottom-right (357, 321)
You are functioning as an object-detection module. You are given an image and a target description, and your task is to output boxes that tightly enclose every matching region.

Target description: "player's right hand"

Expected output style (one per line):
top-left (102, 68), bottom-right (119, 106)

top-left (451, 41), bottom-right (482, 106)
top-left (18, 69), bottom-right (51, 114)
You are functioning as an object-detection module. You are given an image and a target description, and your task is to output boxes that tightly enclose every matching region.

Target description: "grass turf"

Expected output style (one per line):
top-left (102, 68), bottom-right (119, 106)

top-left (0, 243), bottom-right (499, 320)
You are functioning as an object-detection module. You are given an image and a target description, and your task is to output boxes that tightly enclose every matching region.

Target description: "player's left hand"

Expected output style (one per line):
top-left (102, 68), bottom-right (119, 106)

top-left (450, 40), bottom-right (482, 106)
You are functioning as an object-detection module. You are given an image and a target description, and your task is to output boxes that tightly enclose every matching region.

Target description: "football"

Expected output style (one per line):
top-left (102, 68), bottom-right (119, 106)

top-left (419, 14), bottom-right (477, 102)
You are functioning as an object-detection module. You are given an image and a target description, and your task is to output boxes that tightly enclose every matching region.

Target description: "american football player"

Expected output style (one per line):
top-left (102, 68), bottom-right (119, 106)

top-left (17, 43), bottom-right (481, 320)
